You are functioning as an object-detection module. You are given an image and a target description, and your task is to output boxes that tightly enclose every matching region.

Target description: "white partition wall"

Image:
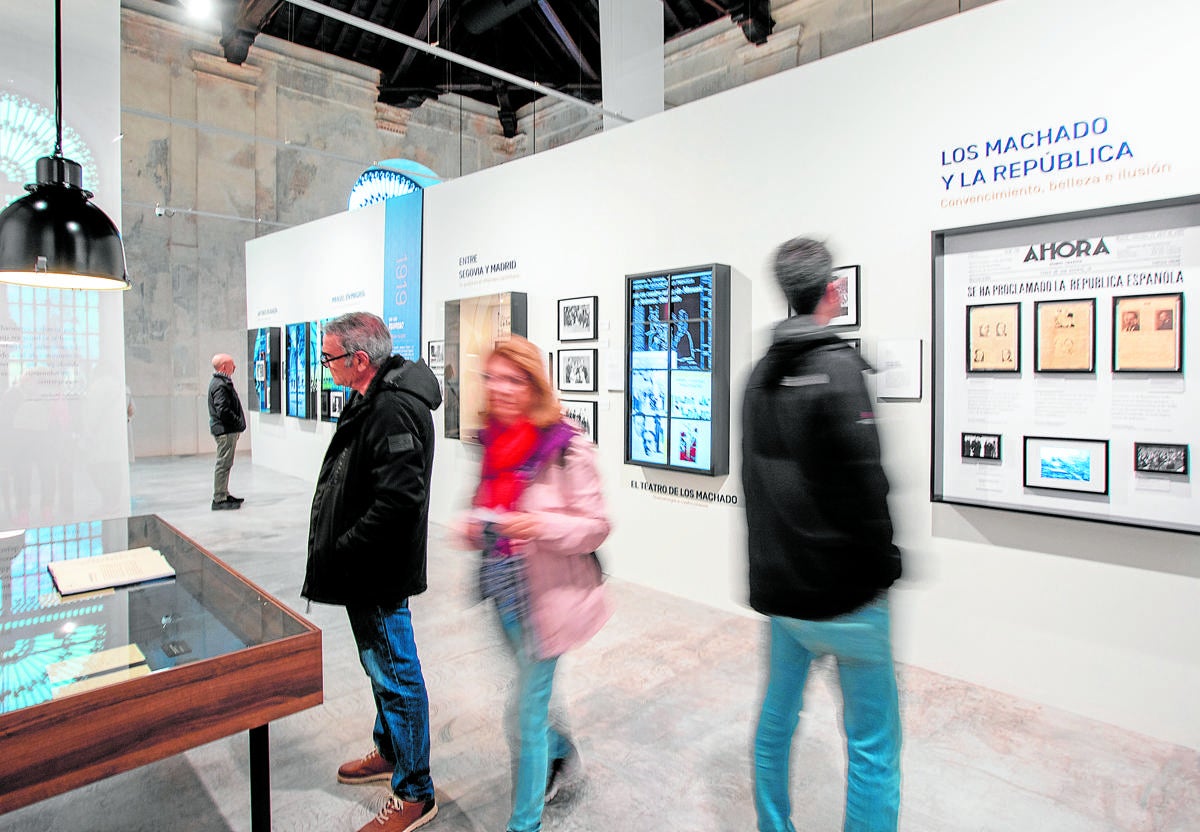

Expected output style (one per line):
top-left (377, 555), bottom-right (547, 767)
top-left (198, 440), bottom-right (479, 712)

top-left (419, 0), bottom-right (1200, 749)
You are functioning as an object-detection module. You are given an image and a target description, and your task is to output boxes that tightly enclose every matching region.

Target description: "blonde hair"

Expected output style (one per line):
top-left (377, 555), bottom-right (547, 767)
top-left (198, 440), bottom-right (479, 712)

top-left (485, 335), bottom-right (561, 428)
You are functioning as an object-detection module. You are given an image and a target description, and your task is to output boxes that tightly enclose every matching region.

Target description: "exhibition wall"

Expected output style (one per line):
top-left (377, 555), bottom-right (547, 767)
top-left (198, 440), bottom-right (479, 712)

top-left (415, 0), bottom-right (1200, 748)
top-left (0, 0), bottom-right (128, 529)
top-left (244, 203), bottom-right (389, 480)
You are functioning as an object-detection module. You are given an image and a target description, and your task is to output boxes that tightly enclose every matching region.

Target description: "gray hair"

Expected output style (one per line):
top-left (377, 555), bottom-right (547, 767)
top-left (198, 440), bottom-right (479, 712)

top-left (325, 312), bottom-right (393, 368)
top-left (774, 237), bottom-right (833, 314)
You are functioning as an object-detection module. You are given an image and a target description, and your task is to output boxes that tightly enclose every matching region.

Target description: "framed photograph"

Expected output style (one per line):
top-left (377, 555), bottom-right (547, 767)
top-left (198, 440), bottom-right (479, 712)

top-left (1113, 293), bottom-right (1183, 372)
top-left (558, 295), bottom-right (598, 342)
top-left (1023, 436), bottom-right (1109, 495)
top-left (1035, 298), bottom-right (1095, 372)
top-left (828, 265), bottom-right (860, 328)
top-left (1134, 442), bottom-right (1188, 475)
top-left (329, 388), bottom-right (345, 420)
top-left (961, 432), bottom-right (1001, 461)
top-left (557, 348), bottom-right (598, 392)
top-left (426, 340), bottom-right (444, 372)
top-left (967, 302), bottom-right (1020, 373)
top-left (561, 399), bottom-right (598, 444)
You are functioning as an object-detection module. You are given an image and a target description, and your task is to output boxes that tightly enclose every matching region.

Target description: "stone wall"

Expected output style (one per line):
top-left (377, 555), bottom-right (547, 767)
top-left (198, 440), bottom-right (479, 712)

top-left (121, 0), bottom-right (995, 457)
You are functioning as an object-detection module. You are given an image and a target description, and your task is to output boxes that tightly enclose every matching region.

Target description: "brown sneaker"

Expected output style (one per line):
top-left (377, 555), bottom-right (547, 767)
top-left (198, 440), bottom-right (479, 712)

top-left (337, 748), bottom-right (394, 785)
top-left (357, 795), bottom-right (437, 832)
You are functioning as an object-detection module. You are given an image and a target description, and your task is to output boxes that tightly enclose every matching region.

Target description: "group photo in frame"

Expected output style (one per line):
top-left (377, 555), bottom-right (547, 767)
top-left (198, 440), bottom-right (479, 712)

top-left (967, 302), bottom-right (1020, 373)
top-left (558, 295), bottom-right (598, 342)
top-left (560, 399), bottom-right (598, 443)
top-left (1112, 292), bottom-right (1183, 372)
top-left (1134, 442), bottom-right (1188, 475)
top-left (1035, 298), bottom-right (1095, 373)
top-left (557, 348), bottom-right (598, 392)
top-left (1023, 436), bottom-right (1109, 495)
top-left (961, 432), bottom-right (1001, 460)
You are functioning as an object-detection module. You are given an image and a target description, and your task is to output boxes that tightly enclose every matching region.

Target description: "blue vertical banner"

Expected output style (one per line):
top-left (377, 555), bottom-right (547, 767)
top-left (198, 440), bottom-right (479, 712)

top-left (383, 191), bottom-right (423, 361)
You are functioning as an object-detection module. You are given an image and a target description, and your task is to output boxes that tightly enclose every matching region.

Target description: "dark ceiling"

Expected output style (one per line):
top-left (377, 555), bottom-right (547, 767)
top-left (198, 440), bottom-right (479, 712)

top-left (163, 0), bottom-right (773, 137)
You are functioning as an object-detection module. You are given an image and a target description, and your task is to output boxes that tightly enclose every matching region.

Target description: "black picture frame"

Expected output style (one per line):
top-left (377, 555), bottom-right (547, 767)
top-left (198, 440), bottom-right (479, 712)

top-left (1034, 298), bottom-right (1096, 373)
top-left (1112, 292), bottom-right (1184, 373)
top-left (561, 399), bottom-right (598, 444)
top-left (558, 295), bottom-right (598, 342)
top-left (557, 348), bottom-right (598, 392)
top-left (966, 302), bottom-right (1020, 373)
top-left (961, 432), bottom-right (1001, 461)
top-left (827, 265), bottom-right (860, 328)
top-left (1134, 442), bottom-right (1188, 475)
top-left (1023, 436), bottom-right (1109, 495)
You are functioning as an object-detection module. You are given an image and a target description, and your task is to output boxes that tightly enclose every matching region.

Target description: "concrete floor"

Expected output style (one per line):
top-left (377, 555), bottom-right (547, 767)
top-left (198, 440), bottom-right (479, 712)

top-left (1, 453), bottom-right (1196, 832)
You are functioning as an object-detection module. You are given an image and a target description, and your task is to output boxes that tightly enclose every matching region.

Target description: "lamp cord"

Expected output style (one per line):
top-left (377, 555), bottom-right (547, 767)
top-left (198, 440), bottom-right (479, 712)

top-left (54, 0), bottom-right (63, 158)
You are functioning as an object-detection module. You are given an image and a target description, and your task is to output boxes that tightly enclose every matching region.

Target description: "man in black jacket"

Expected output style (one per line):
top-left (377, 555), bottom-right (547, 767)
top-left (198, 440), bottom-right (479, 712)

top-left (743, 238), bottom-right (902, 832)
top-left (207, 353), bottom-right (246, 510)
top-left (304, 312), bottom-right (442, 832)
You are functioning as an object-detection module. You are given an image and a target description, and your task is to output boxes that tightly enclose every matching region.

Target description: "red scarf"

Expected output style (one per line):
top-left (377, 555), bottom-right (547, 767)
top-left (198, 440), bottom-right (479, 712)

top-left (476, 418), bottom-right (540, 511)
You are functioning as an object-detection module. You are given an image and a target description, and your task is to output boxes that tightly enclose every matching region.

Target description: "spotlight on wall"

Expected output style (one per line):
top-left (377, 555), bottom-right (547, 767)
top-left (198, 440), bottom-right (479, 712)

top-left (729, 0), bottom-right (775, 46)
top-left (0, 0), bottom-right (129, 291)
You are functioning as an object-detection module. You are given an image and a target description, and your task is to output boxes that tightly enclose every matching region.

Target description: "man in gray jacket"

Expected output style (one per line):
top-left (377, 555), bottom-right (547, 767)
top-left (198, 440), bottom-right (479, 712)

top-left (207, 353), bottom-right (246, 510)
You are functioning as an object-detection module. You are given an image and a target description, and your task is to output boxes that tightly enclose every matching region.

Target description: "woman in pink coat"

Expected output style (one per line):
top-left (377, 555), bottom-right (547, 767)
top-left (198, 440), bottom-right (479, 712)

top-left (460, 335), bottom-right (612, 832)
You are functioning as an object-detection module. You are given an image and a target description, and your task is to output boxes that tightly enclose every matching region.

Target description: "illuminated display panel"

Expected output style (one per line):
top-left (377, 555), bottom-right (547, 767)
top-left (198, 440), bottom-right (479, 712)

top-left (284, 322), bottom-right (318, 420)
top-left (625, 264), bottom-right (730, 476)
top-left (246, 327), bottom-right (281, 413)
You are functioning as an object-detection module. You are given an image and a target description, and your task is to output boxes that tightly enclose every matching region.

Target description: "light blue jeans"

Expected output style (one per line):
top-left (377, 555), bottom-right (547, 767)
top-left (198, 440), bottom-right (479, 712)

top-left (346, 599), bottom-right (435, 803)
top-left (500, 612), bottom-right (572, 832)
top-left (754, 597), bottom-right (901, 832)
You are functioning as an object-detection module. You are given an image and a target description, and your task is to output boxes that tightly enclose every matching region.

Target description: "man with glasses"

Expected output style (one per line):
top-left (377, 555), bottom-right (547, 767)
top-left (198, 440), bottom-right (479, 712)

top-left (303, 312), bottom-right (443, 832)
top-left (207, 353), bottom-right (246, 510)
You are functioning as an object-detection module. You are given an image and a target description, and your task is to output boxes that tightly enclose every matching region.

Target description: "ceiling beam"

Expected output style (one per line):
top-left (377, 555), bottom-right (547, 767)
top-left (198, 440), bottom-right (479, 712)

top-left (385, 0), bottom-right (450, 88)
top-left (535, 1), bottom-right (599, 82)
top-left (219, 0), bottom-right (286, 64)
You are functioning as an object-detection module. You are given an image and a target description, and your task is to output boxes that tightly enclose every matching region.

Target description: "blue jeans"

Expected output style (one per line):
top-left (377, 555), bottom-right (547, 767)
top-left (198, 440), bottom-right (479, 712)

top-left (500, 612), bottom-right (572, 832)
top-left (754, 598), bottom-right (901, 832)
top-left (347, 600), bottom-right (434, 802)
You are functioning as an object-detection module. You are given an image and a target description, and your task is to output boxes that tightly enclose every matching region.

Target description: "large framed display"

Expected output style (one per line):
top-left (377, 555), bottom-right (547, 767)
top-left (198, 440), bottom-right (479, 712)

top-left (318, 317), bottom-right (352, 423)
top-left (932, 195), bottom-right (1198, 534)
top-left (284, 321), bottom-right (319, 419)
top-left (246, 327), bottom-right (281, 413)
top-left (444, 291), bottom-right (528, 441)
top-left (625, 263), bottom-right (730, 476)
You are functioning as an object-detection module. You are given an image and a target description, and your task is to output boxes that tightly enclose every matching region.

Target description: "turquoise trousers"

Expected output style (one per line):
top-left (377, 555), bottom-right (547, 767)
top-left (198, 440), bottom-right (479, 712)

top-left (754, 598), bottom-right (901, 832)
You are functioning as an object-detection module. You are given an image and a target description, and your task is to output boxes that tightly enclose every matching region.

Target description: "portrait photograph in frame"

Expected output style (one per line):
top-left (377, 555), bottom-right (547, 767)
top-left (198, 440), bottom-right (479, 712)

top-left (560, 399), bottom-right (598, 444)
top-left (828, 265), bottom-right (860, 328)
top-left (1034, 298), bottom-right (1095, 372)
top-left (961, 432), bottom-right (1001, 461)
top-left (426, 340), bottom-right (444, 373)
top-left (558, 295), bottom-right (598, 342)
top-left (557, 348), bottom-right (598, 392)
top-left (1112, 292), bottom-right (1183, 372)
top-left (967, 302), bottom-right (1020, 373)
top-left (1134, 442), bottom-right (1188, 475)
top-left (1023, 436), bottom-right (1109, 495)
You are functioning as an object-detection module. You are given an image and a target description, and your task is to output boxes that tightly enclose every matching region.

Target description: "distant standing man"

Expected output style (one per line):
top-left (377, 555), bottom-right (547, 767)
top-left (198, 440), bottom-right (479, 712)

top-left (742, 238), bottom-right (903, 832)
top-left (303, 312), bottom-right (443, 832)
top-left (207, 353), bottom-right (246, 510)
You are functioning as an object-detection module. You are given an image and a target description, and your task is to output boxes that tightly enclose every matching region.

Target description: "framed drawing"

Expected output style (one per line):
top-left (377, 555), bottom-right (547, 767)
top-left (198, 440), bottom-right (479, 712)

top-left (558, 295), bottom-right (598, 342)
top-left (1035, 298), bottom-right (1095, 372)
top-left (967, 302), bottom-right (1020, 373)
top-left (1134, 442), bottom-right (1188, 475)
top-left (876, 338), bottom-right (923, 400)
top-left (1023, 436), bottom-right (1109, 495)
top-left (961, 432), bottom-right (1001, 460)
top-left (558, 348), bottom-right (598, 392)
top-left (828, 265), bottom-right (860, 328)
top-left (561, 399), bottom-right (598, 443)
top-left (1113, 293), bottom-right (1183, 372)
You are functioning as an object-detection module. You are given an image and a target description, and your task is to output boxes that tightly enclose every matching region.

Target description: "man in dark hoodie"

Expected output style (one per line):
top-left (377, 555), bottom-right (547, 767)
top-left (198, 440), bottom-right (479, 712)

top-left (304, 312), bottom-right (442, 832)
top-left (742, 239), bottom-right (902, 832)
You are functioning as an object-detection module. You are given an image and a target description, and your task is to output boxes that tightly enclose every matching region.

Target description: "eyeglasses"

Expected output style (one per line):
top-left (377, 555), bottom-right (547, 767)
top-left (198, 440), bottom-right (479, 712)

top-left (319, 351), bottom-right (356, 367)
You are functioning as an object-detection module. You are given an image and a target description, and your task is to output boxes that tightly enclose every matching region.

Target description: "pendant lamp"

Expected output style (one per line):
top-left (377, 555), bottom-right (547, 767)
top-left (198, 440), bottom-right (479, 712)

top-left (0, 0), bottom-right (129, 291)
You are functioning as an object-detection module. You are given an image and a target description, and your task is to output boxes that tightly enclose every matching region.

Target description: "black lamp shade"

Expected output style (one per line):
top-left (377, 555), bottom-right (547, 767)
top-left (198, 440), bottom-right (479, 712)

top-left (0, 156), bottom-right (129, 291)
